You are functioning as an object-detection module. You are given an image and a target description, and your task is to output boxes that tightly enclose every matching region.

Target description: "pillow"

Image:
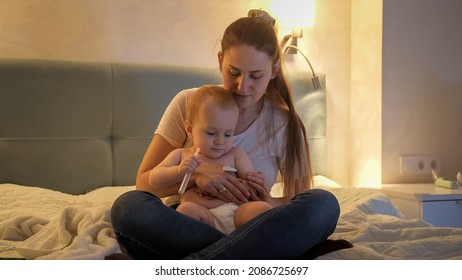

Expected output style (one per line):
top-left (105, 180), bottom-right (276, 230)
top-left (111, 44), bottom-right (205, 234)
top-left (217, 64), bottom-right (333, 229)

top-left (270, 175), bottom-right (342, 197)
top-left (313, 175), bottom-right (342, 189)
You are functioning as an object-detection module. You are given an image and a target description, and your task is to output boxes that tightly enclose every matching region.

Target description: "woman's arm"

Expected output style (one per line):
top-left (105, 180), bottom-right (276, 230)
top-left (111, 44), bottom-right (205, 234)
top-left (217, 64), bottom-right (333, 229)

top-left (233, 148), bottom-right (268, 198)
top-left (136, 135), bottom-right (179, 197)
top-left (137, 135), bottom-right (250, 201)
top-left (192, 161), bottom-right (250, 204)
top-left (247, 172), bottom-right (289, 207)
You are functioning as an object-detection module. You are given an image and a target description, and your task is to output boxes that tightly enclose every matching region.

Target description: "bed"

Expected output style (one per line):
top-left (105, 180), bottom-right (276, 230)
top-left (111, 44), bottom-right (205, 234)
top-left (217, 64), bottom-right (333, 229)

top-left (1, 57), bottom-right (462, 260)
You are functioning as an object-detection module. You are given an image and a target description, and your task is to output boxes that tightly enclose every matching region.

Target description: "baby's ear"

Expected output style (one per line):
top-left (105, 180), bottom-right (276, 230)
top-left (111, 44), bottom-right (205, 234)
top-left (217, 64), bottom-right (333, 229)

top-left (184, 120), bottom-right (193, 137)
top-left (217, 51), bottom-right (223, 70)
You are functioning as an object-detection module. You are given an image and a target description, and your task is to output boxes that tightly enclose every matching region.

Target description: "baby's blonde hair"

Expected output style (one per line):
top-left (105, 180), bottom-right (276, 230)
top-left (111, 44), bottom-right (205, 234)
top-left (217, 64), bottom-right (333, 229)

top-left (186, 85), bottom-right (238, 123)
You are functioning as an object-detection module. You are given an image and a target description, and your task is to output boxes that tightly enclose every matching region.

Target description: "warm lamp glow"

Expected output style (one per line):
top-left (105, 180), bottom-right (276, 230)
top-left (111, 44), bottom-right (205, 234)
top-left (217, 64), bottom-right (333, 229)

top-left (269, 0), bottom-right (320, 90)
top-left (356, 159), bottom-right (381, 189)
top-left (269, 0), bottom-right (314, 30)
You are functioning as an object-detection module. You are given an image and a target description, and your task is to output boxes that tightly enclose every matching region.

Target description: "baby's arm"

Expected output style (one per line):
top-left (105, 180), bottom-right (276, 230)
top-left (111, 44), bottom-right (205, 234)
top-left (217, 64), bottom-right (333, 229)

top-left (149, 149), bottom-right (199, 188)
top-left (233, 147), bottom-right (254, 179)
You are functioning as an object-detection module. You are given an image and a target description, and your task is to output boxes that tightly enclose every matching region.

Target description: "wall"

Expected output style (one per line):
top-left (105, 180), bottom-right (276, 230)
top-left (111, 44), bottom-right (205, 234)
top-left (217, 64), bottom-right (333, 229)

top-left (382, 0), bottom-right (462, 184)
top-left (308, 1), bottom-right (352, 187)
top-left (350, 0), bottom-right (382, 187)
top-left (7, 0), bottom-right (459, 187)
top-left (0, 0), bottom-right (253, 67)
top-left (0, 0), bottom-right (353, 186)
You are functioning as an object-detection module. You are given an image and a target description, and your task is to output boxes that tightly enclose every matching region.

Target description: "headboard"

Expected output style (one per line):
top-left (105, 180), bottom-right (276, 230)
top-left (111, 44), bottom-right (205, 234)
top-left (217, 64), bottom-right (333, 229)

top-left (0, 57), bottom-right (325, 194)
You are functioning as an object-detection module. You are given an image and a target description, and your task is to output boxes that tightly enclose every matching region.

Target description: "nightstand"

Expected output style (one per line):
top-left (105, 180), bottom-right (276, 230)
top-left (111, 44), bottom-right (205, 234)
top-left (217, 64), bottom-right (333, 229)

top-left (381, 184), bottom-right (462, 228)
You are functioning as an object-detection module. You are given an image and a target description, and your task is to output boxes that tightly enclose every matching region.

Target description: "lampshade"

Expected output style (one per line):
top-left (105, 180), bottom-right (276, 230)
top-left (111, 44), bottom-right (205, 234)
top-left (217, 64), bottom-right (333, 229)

top-left (269, 0), bottom-right (314, 30)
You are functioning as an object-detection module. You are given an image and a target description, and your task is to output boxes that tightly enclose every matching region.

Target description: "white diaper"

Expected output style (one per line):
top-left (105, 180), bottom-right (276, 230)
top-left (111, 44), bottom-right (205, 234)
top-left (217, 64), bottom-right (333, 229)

top-left (209, 202), bottom-right (239, 234)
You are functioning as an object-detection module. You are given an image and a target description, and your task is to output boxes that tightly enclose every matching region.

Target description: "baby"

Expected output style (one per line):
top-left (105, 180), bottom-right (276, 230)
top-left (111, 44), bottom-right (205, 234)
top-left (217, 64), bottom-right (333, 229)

top-left (149, 85), bottom-right (272, 234)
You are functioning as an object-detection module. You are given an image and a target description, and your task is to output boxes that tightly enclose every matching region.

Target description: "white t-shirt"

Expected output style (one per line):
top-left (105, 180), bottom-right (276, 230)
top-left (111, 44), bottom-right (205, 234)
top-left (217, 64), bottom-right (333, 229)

top-left (156, 88), bottom-right (289, 190)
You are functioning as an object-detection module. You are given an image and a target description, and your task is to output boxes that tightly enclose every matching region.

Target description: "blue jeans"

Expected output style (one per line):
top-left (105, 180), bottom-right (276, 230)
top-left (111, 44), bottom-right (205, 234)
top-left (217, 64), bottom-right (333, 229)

top-left (110, 188), bottom-right (340, 259)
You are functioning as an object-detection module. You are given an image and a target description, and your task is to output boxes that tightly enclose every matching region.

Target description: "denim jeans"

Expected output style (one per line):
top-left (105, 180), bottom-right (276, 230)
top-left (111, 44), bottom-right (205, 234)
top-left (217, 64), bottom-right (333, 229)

top-left (110, 188), bottom-right (340, 259)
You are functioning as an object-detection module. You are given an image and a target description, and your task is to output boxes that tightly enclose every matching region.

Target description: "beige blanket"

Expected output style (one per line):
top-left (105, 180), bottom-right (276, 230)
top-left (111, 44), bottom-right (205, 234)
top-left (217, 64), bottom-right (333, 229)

top-left (3, 180), bottom-right (462, 259)
top-left (1, 207), bottom-right (118, 259)
top-left (0, 184), bottom-right (132, 259)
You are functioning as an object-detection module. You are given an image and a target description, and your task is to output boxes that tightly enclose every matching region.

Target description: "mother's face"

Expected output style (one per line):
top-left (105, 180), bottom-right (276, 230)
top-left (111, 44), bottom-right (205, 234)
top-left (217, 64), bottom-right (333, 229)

top-left (219, 45), bottom-right (277, 110)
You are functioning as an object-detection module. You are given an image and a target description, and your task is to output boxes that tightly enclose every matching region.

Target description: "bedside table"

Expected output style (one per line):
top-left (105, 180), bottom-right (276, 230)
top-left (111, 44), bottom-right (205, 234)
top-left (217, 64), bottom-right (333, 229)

top-left (382, 184), bottom-right (462, 228)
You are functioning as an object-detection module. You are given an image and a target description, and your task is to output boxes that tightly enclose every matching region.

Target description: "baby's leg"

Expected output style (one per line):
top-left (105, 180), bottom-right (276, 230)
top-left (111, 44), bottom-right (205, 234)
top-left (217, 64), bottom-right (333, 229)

top-left (177, 201), bottom-right (216, 228)
top-left (234, 201), bottom-right (273, 229)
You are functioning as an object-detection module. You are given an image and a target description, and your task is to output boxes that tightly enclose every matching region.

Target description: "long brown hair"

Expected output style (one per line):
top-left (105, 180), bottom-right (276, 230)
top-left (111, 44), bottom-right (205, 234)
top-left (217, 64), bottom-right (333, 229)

top-left (220, 11), bottom-right (313, 199)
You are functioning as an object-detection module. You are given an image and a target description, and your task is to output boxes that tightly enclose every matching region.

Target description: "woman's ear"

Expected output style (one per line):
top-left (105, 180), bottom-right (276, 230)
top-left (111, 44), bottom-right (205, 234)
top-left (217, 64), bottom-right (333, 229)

top-left (271, 59), bottom-right (280, 79)
top-left (185, 120), bottom-right (193, 137)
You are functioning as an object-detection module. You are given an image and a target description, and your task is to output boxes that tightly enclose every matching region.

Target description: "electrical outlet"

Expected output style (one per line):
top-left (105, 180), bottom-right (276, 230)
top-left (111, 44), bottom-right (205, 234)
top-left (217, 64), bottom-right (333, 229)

top-left (400, 155), bottom-right (441, 175)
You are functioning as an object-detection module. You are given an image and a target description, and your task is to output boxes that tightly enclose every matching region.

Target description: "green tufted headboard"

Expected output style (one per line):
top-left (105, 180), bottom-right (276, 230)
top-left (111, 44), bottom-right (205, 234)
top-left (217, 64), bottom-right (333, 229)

top-left (0, 57), bottom-right (325, 194)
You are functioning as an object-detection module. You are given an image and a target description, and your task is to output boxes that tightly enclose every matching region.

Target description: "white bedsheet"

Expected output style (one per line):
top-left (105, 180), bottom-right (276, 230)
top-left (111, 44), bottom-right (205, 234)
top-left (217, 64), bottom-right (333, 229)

top-left (1, 181), bottom-right (462, 259)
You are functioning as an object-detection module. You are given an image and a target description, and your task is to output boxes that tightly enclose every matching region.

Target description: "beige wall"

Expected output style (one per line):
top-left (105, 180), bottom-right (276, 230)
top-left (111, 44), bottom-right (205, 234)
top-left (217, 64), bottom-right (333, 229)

top-left (350, 0), bottom-right (382, 187)
top-left (0, 0), bottom-right (250, 66)
top-left (3, 0), bottom-right (458, 187)
top-left (382, 0), bottom-right (462, 184)
top-left (0, 0), bottom-right (353, 186)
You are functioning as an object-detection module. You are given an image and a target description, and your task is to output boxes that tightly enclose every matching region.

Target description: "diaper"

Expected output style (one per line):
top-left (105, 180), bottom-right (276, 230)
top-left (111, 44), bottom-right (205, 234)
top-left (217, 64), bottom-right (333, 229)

top-left (209, 202), bottom-right (239, 234)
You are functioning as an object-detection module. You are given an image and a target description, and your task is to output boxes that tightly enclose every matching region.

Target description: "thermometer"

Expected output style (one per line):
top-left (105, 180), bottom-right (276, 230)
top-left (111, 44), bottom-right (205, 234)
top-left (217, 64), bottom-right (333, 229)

top-left (178, 148), bottom-right (200, 194)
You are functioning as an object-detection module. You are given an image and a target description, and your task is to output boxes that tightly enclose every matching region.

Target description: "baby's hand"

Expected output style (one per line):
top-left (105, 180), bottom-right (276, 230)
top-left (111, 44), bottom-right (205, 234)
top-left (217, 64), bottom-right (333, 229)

top-left (178, 154), bottom-right (201, 177)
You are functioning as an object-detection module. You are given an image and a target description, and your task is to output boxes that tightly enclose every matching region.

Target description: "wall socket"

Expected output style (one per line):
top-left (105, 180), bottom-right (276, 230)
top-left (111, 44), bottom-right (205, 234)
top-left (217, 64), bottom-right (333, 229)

top-left (400, 155), bottom-right (441, 175)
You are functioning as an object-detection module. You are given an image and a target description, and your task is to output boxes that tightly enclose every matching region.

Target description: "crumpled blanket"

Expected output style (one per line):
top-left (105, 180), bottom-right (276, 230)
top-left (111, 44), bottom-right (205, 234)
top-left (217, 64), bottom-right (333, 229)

top-left (0, 183), bottom-right (132, 259)
top-left (0, 206), bottom-right (120, 259)
top-left (318, 188), bottom-right (462, 259)
top-left (3, 182), bottom-right (462, 260)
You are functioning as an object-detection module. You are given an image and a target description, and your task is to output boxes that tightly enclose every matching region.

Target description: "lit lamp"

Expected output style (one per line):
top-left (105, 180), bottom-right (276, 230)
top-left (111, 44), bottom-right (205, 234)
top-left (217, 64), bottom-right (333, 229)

top-left (269, 0), bottom-right (321, 90)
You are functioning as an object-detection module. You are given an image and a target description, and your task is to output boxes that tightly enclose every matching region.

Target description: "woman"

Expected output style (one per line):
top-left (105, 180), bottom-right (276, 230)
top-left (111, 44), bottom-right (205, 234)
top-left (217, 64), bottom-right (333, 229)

top-left (111, 10), bottom-right (348, 260)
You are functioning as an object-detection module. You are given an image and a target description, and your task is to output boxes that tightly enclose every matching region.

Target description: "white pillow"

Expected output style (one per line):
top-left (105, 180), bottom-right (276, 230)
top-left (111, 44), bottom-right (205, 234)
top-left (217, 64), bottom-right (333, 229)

top-left (313, 175), bottom-right (342, 189)
top-left (270, 175), bottom-right (342, 197)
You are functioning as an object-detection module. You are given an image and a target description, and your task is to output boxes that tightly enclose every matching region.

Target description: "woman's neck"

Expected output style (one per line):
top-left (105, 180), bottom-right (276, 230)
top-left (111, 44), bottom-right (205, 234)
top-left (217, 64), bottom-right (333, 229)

top-left (235, 98), bottom-right (264, 135)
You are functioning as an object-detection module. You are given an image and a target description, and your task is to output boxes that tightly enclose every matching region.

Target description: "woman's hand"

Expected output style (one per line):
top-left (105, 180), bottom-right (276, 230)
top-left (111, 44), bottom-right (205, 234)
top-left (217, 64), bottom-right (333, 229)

top-left (193, 162), bottom-right (250, 204)
top-left (247, 172), bottom-right (268, 198)
top-left (247, 172), bottom-right (286, 207)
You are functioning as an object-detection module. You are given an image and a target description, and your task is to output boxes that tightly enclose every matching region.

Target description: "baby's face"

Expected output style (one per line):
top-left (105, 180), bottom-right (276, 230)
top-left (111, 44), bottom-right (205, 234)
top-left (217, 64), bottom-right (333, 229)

top-left (191, 101), bottom-right (238, 159)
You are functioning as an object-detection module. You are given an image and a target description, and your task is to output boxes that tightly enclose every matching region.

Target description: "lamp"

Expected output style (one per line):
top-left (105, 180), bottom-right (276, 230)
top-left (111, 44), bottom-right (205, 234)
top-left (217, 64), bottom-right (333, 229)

top-left (270, 0), bottom-right (314, 51)
top-left (283, 44), bottom-right (322, 90)
top-left (269, 0), bottom-right (321, 90)
top-left (269, 0), bottom-right (314, 34)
